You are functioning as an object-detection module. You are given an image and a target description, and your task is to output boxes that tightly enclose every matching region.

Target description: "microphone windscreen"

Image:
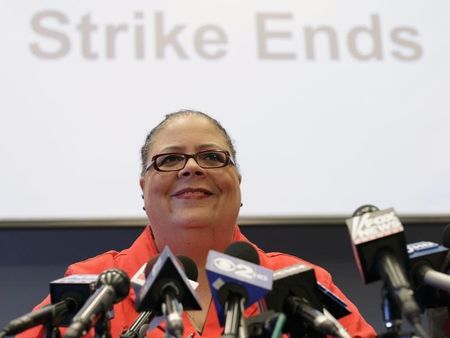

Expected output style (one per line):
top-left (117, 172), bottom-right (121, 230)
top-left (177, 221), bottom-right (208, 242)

top-left (144, 256), bottom-right (160, 278)
top-left (97, 268), bottom-right (130, 301)
top-left (177, 256), bottom-right (198, 282)
top-left (143, 255), bottom-right (198, 282)
top-left (136, 246), bottom-right (201, 312)
top-left (225, 241), bottom-right (259, 265)
top-left (352, 204), bottom-right (380, 217)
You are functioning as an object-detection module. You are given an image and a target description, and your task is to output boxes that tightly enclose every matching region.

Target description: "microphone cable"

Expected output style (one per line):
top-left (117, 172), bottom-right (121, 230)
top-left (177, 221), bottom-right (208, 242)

top-left (270, 313), bottom-right (286, 338)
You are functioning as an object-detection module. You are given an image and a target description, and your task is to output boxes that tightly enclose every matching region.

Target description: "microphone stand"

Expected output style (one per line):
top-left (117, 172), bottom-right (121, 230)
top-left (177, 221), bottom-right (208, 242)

top-left (94, 312), bottom-right (112, 338)
top-left (378, 285), bottom-right (419, 338)
top-left (44, 322), bottom-right (61, 338)
top-left (286, 297), bottom-right (325, 338)
top-left (43, 300), bottom-right (73, 338)
top-left (381, 286), bottom-right (402, 335)
top-left (120, 311), bottom-right (155, 338)
top-left (222, 296), bottom-right (248, 338)
top-left (246, 311), bottom-right (286, 338)
top-left (162, 289), bottom-right (183, 338)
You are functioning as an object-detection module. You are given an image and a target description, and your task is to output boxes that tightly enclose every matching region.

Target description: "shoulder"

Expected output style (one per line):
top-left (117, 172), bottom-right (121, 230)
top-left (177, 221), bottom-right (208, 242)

top-left (64, 226), bottom-right (156, 278)
top-left (65, 250), bottom-right (122, 276)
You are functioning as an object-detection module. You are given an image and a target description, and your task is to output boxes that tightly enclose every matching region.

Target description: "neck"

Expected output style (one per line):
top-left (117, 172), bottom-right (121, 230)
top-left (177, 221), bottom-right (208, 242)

top-left (151, 225), bottom-right (236, 268)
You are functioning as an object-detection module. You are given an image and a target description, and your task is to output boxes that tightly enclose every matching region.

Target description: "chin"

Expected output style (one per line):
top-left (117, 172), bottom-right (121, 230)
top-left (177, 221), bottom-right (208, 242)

top-left (172, 213), bottom-right (216, 229)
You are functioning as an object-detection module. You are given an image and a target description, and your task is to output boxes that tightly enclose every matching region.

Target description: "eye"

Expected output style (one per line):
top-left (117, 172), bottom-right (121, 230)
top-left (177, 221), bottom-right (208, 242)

top-left (200, 151), bottom-right (227, 164)
top-left (156, 154), bottom-right (185, 167)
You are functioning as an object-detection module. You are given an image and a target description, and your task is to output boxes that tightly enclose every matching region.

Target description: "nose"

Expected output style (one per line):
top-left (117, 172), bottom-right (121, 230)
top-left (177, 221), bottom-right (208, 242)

top-left (178, 157), bottom-right (206, 177)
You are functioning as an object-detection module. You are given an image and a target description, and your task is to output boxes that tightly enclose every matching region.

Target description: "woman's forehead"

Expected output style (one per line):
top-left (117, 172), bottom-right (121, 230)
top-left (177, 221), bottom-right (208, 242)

top-left (150, 116), bottom-right (229, 152)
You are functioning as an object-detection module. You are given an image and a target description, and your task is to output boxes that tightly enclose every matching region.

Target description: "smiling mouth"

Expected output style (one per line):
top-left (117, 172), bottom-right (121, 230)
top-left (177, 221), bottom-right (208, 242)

top-left (172, 189), bottom-right (213, 199)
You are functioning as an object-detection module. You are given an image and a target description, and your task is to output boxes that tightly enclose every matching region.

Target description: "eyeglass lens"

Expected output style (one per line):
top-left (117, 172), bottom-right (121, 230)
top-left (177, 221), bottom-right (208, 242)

top-left (155, 151), bottom-right (228, 170)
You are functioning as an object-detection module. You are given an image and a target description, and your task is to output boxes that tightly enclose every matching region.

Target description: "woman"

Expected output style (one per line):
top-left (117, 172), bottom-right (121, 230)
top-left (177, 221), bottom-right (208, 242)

top-left (17, 110), bottom-right (375, 337)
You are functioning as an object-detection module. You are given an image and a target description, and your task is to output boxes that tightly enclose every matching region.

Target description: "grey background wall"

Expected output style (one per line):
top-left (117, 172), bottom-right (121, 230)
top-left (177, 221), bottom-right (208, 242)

top-left (1, 220), bottom-right (447, 334)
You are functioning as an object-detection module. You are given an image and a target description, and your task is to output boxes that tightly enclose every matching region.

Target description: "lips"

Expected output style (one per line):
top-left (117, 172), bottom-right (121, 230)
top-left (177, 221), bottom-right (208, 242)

top-left (172, 188), bottom-right (214, 198)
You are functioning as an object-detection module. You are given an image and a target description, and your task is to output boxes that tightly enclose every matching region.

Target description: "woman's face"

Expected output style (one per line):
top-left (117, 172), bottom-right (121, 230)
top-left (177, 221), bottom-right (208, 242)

top-left (140, 115), bottom-right (241, 235)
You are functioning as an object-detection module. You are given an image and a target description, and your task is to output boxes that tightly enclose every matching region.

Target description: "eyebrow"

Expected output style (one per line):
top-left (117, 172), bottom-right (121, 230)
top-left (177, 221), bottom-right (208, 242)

top-left (158, 143), bottom-right (226, 154)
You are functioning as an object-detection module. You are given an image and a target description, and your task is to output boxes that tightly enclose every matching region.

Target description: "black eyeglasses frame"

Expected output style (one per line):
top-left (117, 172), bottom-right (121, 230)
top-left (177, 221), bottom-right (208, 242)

top-left (145, 149), bottom-right (235, 172)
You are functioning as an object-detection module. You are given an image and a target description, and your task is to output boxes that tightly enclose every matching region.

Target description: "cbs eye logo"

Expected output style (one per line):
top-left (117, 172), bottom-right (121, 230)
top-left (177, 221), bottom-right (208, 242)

top-left (214, 257), bottom-right (254, 279)
top-left (214, 257), bottom-right (236, 272)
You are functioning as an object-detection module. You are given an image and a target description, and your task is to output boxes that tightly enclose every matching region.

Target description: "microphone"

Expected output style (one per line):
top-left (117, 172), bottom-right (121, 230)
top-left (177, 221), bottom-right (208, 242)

top-left (407, 241), bottom-right (450, 307)
top-left (177, 255), bottom-right (199, 282)
top-left (120, 311), bottom-right (154, 338)
top-left (346, 205), bottom-right (426, 337)
top-left (64, 268), bottom-right (130, 338)
top-left (0, 274), bottom-right (97, 336)
top-left (316, 283), bottom-right (351, 320)
top-left (121, 257), bottom-right (160, 338)
top-left (135, 247), bottom-right (201, 338)
top-left (246, 310), bottom-right (286, 338)
top-left (408, 241), bottom-right (450, 291)
top-left (206, 241), bottom-right (273, 338)
top-left (122, 254), bottom-right (199, 338)
top-left (261, 263), bottom-right (350, 338)
top-left (425, 226), bottom-right (450, 337)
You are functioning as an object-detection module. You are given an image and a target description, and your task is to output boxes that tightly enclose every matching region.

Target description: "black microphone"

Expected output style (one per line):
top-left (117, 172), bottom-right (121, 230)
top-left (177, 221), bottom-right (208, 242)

top-left (0, 274), bottom-right (97, 336)
top-left (205, 241), bottom-right (273, 338)
top-left (407, 241), bottom-right (450, 338)
top-left (246, 310), bottom-right (286, 338)
top-left (346, 205), bottom-right (427, 337)
top-left (261, 263), bottom-right (350, 338)
top-left (135, 247), bottom-right (201, 338)
top-left (409, 241), bottom-right (450, 291)
top-left (223, 242), bottom-right (260, 338)
top-left (64, 268), bottom-right (130, 338)
top-left (177, 255), bottom-right (199, 282)
top-left (424, 226), bottom-right (450, 338)
top-left (121, 255), bottom-right (199, 338)
top-left (121, 257), bottom-right (160, 338)
top-left (1, 303), bottom-right (76, 337)
top-left (316, 283), bottom-right (351, 320)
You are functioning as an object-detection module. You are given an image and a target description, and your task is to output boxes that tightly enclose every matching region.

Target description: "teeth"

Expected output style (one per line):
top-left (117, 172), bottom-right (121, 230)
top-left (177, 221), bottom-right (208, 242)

top-left (179, 191), bottom-right (206, 196)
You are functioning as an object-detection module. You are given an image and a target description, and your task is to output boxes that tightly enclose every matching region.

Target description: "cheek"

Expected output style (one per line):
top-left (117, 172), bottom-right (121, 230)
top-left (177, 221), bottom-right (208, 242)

top-left (220, 174), bottom-right (241, 197)
top-left (144, 175), bottom-right (171, 199)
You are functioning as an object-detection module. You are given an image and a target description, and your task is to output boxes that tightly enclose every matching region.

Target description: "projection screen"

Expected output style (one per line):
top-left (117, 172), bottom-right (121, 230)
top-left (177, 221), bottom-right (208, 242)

top-left (1, 1), bottom-right (449, 220)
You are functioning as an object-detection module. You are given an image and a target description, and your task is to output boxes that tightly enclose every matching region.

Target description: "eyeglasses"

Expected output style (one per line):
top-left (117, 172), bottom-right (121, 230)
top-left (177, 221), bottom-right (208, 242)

top-left (145, 150), bottom-right (235, 172)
